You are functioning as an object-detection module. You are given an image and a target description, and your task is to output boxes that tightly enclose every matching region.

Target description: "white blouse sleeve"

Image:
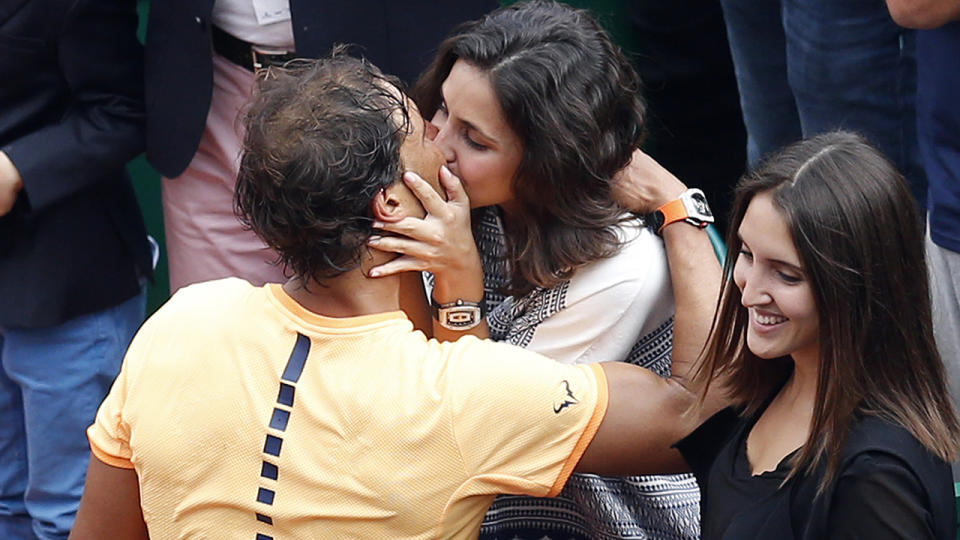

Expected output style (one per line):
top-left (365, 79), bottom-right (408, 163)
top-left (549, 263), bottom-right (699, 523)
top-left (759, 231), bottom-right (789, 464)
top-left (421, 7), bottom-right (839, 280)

top-left (519, 223), bottom-right (675, 366)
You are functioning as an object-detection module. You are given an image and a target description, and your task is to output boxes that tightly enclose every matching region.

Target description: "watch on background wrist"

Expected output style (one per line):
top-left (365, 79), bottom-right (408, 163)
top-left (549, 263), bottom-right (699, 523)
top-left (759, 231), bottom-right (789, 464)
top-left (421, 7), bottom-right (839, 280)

top-left (646, 188), bottom-right (714, 235)
top-left (430, 296), bottom-right (487, 331)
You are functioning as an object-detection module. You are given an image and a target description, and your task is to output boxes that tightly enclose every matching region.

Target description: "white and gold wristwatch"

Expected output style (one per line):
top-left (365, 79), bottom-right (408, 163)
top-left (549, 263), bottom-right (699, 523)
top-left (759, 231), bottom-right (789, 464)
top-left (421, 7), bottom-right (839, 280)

top-left (430, 297), bottom-right (487, 330)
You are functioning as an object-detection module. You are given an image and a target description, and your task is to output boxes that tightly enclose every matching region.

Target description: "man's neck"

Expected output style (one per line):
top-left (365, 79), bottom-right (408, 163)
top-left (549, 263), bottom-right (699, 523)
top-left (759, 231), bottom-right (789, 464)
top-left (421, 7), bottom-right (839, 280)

top-left (281, 253), bottom-right (404, 319)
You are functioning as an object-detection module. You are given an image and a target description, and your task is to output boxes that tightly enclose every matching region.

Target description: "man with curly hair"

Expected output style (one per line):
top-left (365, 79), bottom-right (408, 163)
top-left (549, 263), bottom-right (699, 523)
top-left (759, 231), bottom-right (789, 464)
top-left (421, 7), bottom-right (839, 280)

top-left (70, 54), bottom-right (721, 539)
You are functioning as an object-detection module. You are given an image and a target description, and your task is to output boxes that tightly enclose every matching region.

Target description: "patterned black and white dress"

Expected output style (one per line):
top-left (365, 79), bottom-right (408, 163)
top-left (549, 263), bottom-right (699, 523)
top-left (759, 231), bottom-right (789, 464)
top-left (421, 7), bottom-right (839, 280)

top-left (472, 207), bottom-right (701, 540)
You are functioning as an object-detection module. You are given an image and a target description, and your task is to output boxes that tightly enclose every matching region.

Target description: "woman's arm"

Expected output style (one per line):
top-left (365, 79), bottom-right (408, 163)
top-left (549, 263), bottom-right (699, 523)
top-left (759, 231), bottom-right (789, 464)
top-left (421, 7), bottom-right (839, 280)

top-left (397, 270), bottom-right (433, 336)
top-left (69, 457), bottom-right (148, 540)
top-left (612, 149), bottom-right (722, 386)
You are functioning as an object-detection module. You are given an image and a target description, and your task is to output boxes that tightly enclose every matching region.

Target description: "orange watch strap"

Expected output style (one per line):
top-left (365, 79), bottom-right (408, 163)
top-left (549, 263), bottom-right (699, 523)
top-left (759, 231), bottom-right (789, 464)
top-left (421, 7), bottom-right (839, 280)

top-left (656, 198), bottom-right (688, 233)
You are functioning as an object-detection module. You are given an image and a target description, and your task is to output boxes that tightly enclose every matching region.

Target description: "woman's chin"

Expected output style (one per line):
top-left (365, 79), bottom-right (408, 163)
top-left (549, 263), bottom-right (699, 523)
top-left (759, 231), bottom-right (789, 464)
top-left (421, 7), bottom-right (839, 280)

top-left (746, 334), bottom-right (786, 360)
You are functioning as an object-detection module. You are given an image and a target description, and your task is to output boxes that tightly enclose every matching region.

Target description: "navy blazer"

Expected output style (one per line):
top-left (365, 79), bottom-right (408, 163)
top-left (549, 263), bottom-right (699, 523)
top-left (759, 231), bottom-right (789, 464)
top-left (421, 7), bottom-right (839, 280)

top-left (0, 0), bottom-right (151, 328)
top-left (145, 0), bottom-right (499, 178)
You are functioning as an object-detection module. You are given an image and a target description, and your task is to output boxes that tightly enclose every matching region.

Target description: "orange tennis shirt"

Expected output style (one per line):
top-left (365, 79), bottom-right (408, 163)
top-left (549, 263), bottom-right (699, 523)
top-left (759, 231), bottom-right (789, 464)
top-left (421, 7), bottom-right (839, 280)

top-left (88, 279), bottom-right (608, 539)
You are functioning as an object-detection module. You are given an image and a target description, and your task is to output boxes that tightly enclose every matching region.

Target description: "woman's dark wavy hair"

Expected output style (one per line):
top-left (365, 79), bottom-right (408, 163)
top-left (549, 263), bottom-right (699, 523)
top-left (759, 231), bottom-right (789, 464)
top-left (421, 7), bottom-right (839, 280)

top-left (414, 1), bottom-right (645, 294)
top-left (699, 131), bottom-right (960, 492)
top-left (235, 53), bottom-right (410, 285)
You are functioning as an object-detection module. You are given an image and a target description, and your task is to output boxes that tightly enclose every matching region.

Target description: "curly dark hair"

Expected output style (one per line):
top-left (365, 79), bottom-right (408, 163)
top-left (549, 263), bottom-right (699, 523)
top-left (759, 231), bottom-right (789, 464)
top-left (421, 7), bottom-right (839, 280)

top-left (414, 1), bottom-right (646, 294)
top-left (235, 53), bottom-right (410, 285)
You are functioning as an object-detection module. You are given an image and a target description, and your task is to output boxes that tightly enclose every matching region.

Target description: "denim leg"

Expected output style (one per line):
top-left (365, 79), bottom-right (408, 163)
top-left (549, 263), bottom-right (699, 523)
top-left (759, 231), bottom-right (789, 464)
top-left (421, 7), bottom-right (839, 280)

top-left (0, 291), bottom-right (145, 540)
top-left (0, 337), bottom-right (36, 539)
top-left (782, 0), bottom-right (927, 207)
top-left (925, 227), bottom-right (960, 482)
top-left (719, 0), bottom-right (801, 166)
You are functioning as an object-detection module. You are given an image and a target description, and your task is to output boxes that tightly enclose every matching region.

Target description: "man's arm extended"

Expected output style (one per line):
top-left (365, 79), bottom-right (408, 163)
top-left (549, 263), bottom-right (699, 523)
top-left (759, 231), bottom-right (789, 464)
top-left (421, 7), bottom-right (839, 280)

top-left (69, 457), bottom-right (148, 540)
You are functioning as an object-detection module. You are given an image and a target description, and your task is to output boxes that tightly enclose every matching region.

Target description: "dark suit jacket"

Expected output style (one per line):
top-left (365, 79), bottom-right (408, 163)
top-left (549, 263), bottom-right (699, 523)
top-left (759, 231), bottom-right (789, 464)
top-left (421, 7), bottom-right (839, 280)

top-left (0, 0), bottom-right (151, 328)
top-left (145, 0), bottom-right (499, 178)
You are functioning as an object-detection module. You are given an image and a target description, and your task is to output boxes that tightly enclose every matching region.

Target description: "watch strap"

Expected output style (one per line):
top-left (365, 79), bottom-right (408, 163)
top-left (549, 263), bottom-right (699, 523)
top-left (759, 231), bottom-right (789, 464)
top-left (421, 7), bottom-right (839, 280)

top-left (647, 189), bottom-right (713, 235)
top-left (656, 198), bottom-right (689, 233)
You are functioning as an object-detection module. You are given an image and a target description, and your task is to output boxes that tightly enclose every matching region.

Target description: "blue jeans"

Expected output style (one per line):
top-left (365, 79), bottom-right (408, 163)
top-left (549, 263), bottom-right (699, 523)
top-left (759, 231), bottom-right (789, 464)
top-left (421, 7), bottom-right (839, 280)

top-left (720, 0), bottom-right (926, 207)
top-left (0, 291), bottom-right (145, 540)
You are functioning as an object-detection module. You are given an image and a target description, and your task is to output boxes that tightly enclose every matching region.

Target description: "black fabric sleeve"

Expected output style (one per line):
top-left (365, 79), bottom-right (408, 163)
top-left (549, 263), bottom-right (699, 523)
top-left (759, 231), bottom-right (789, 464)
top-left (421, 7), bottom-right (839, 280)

top-left (4, 0), bottom-right (145, 212)
top-left (826, 452), bottom-right (936, 539)
top-left (674, 407), bottom-right (740, 489)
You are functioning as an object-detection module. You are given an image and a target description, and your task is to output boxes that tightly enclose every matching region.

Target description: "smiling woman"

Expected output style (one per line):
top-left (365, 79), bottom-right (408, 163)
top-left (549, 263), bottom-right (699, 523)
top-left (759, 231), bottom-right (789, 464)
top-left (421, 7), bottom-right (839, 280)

top-left (733, 191), bottom-right (819, 366)
top-left (675, 131), bottom-right (960, 539)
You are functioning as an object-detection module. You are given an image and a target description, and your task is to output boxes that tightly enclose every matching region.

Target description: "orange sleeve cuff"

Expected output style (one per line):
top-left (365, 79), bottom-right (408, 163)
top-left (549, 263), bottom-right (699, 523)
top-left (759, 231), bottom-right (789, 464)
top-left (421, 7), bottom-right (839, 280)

top-left (547, 363), bottom-right (609, 496)
top-left (87, 426), bottom-right (135, 470)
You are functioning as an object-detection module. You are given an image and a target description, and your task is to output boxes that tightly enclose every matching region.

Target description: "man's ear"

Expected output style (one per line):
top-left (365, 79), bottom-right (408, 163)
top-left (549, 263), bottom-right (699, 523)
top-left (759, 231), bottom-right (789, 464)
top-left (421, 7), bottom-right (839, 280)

top-left (371, 184), bottom-right (411, 223)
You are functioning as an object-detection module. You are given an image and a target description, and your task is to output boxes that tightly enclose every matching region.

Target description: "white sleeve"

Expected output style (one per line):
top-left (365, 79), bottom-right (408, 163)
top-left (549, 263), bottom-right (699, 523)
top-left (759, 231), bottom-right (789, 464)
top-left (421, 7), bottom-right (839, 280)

top-left (523, 223), bottom-right (674, 365)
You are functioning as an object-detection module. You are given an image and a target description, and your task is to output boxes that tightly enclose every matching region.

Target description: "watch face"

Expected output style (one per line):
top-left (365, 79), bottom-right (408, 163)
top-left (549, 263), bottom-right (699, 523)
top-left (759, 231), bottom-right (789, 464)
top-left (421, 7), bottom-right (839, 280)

top-left (439, 305), bottom-right (482, 330)
top-left (445, 308), bottom-right (479, 326)
top-left (689, 191), bottom-right (713, 218)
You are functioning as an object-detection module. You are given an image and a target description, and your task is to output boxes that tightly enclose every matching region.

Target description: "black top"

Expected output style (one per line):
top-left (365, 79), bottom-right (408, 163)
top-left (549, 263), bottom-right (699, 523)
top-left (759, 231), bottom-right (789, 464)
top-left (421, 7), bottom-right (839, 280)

top-left (676, 405), bottom-right (956, 539)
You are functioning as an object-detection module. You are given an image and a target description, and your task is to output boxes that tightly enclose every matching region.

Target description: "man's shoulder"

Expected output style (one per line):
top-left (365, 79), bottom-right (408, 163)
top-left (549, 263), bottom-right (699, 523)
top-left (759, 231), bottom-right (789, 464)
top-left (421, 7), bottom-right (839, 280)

top-left (437, 336), bottom-right (599, 390)
top-left (150, 278), bottom-right (264, 330)
top-left (168, 277), bottom-right (257, 306)
top-left (123, 279), bottom-right (278, 379)
top-left (438, 335), bottom-right (540, 362)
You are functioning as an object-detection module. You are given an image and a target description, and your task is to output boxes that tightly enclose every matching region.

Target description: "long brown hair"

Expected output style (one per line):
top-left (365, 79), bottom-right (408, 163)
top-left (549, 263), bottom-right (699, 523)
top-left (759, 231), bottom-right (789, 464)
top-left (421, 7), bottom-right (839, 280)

top-left (414, 1), bottom-right (645, 294)
top-left (699, 131), bottom-right (960, 490)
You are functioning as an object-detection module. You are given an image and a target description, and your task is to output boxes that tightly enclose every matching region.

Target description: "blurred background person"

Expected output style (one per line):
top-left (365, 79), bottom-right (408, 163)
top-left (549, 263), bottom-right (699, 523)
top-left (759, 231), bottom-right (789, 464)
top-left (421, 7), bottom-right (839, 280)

top-left (719, 0), bottom-right (927, 208)
top-left (885, 0), bottom-right (960, 482)
top-left (0, 0), bottom-right (151, 537)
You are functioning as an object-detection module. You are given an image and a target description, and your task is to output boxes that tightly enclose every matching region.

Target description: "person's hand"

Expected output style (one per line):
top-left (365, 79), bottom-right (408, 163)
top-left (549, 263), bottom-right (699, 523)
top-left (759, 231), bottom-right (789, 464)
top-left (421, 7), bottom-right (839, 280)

top-left (612, 149), bottom-right (687, 214)
top-left (367, 166), bottom-right (484, 302)
top-left (0, 151), bottom-right (24, 217)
